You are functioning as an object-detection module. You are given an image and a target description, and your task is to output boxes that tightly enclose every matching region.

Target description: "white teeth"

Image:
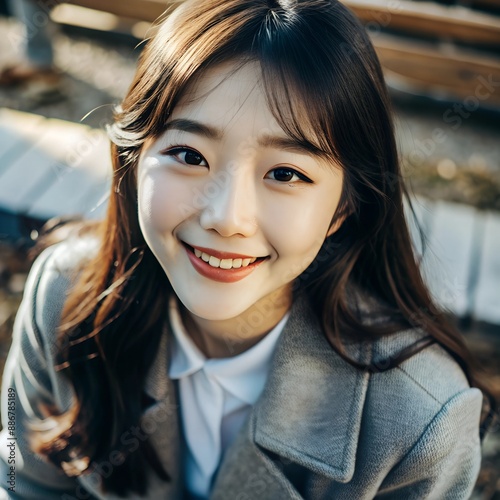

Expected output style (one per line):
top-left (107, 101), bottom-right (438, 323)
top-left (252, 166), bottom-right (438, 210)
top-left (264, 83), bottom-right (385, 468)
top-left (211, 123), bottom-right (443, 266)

top-left (191, 247), bottom-right (261, 269)
top-left (208, 255), bottom-right (220, 267)
top-left (219, 259), bottom-right (233, 269)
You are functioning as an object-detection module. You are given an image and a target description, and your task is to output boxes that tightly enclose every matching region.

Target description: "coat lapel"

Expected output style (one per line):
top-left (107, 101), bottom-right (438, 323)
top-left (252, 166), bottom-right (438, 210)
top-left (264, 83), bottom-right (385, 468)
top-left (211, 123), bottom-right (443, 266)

top-left (211, 296), bottom-right (371, 498)
top-left (211, 410), bottom-right (305, 499)
top-left (78, 322), bottom-right (185, 499)
top-left (140, 321), bottom-right (184, 499)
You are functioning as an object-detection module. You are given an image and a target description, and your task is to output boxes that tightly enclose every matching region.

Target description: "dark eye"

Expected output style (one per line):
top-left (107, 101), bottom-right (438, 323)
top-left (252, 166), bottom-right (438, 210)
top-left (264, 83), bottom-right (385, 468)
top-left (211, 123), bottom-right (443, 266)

top-left (273, 168), bottom-right (295, 182)
top-left (183, 150), bottom-right (204, 165)
top-left (163, 147), bottom-right (208, 167)
top-left (267, 167), bottom-right (312, 184)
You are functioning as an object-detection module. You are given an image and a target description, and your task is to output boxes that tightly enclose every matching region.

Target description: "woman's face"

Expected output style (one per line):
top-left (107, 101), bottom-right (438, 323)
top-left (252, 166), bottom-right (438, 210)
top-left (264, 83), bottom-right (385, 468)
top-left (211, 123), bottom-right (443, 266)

top-left (137, 61), bottom-right (343, 329)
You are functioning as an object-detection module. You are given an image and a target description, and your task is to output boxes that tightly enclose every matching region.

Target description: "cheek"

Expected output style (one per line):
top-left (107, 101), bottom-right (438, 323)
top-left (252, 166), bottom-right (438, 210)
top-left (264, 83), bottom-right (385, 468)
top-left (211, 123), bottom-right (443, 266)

top-left (138, 172), bottom-right (193, 233)
top-left (268, 195), bottom-right (335, 265)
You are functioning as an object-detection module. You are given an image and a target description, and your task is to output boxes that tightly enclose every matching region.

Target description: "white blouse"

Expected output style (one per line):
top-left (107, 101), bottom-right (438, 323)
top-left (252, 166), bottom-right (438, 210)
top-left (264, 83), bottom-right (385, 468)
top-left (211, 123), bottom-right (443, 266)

top-left (168, 297), bottom-right (289, 500)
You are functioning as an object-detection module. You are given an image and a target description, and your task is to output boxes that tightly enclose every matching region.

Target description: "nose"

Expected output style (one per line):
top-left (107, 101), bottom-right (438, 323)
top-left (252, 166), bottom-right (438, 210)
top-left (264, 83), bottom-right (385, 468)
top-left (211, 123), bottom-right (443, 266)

top-left (199, 166), bottom-right (257, 237)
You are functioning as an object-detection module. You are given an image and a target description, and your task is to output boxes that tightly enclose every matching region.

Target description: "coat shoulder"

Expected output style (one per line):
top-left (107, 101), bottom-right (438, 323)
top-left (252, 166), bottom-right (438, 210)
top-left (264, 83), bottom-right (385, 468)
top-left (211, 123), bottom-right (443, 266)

top-left (0, 238), bottom-right (101, 498)
top-left (360, 327), bottom-right (482, 471)
top-left (362, 329), bottom-right (483, 498)
top-left (30, 237), bottom-right (99, 334)
top-left (370, 327), bottom-right (472, 402)
top-left (15, 236), bottom-right (100, 380)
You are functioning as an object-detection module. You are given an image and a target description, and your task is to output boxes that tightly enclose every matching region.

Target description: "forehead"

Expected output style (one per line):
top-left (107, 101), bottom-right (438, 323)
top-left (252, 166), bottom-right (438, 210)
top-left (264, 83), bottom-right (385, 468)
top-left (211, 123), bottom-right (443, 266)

top-left (156, 61), bottom-right (342, 170)
top-left (171, 61), bottom-right (280, 134)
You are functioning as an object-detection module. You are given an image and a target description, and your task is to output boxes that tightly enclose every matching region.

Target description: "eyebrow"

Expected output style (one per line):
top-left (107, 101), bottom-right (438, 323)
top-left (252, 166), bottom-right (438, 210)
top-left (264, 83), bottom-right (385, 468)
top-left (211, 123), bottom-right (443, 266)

top-left (164, 118), bottom-right (222, 141)
top-left (164, 118), bottom-right (327, 160)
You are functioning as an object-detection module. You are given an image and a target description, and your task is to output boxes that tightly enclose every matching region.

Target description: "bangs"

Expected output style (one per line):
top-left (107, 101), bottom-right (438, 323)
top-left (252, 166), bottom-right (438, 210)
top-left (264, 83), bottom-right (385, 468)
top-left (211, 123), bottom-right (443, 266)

top-left (110, 0), bottom-right (386, 182)
top-left (156, 53), bottom-right (341, 168)
top-left (258, 56), bottom-right (341, 167)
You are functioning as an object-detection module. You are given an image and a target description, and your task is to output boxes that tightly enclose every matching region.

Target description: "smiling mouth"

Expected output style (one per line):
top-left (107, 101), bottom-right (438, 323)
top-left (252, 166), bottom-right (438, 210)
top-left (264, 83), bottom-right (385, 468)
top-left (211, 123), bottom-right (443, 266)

top-left (194, 248), bottom-right (256, 269)
top-left (182, 242), bottom-right (268, 270)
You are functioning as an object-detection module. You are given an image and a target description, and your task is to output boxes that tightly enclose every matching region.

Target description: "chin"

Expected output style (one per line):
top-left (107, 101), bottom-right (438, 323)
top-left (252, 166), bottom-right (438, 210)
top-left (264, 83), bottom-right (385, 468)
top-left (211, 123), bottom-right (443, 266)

top-left (188, 300), bottom-right (245, 321)
top-left (177, 293), bottom-right (252, 322)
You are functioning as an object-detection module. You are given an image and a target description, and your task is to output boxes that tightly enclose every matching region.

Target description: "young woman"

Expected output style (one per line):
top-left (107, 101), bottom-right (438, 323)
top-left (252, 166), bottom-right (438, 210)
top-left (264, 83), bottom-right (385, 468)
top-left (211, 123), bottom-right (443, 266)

top-left (0, 0), bottom-right (492, 498)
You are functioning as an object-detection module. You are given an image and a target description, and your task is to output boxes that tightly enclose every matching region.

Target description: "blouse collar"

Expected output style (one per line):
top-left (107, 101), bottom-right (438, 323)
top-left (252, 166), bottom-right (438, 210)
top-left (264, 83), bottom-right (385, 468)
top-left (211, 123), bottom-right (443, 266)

top-left (168, 296), bottom-right (289, 405)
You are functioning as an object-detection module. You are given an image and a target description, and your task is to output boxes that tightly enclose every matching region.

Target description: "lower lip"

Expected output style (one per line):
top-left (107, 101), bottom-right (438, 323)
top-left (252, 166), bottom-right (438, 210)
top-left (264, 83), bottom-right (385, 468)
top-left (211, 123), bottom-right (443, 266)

top-left (184, 245), bottom-right (267, 283)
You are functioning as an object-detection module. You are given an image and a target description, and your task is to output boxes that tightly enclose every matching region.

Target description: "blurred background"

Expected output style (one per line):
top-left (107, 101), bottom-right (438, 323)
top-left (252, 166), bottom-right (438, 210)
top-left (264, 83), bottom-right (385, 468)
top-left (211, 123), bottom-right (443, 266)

top-left (0, 0), bottom-right (499, 497)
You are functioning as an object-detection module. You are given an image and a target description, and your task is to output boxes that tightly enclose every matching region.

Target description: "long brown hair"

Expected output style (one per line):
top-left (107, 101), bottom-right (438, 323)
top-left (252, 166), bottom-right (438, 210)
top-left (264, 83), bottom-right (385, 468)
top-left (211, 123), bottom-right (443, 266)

top-left (31, 0), bottom-right (494, 495)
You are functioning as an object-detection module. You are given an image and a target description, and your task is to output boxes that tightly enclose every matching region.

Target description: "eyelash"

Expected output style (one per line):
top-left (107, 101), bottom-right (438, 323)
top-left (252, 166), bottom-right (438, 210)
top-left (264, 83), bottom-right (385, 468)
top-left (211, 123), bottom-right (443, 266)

top-left (268, 167), bottom-right (313, 184)
top-left (162, 145), bottom-right (207, 167)
top-left (160, 145), bottom-right (313, 184)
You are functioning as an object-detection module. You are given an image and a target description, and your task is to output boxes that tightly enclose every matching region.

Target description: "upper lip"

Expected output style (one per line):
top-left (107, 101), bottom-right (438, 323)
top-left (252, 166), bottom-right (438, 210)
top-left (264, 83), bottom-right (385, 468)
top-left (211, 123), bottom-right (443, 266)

top-left (184, 242), bottom-right (267, 260)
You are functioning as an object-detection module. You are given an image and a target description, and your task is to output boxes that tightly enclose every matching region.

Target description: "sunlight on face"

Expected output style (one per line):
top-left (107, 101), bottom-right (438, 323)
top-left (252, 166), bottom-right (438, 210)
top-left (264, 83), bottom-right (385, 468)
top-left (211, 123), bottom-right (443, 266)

top-left (137, 61), bottom-right (344, 336)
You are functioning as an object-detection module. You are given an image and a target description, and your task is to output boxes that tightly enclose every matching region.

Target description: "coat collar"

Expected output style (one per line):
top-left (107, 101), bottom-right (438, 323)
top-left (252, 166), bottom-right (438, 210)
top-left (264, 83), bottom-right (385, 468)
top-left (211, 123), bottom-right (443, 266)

top-left (141, 288), bottom-right (418, 493)
top-left (251, 294), bottom-right (371, 483)
top-left (141, 322), bottom-right (184, 498)
top-left (142, 292), bottom-right (372, 485)
top-left (143, 320), bottom-right (170, 402)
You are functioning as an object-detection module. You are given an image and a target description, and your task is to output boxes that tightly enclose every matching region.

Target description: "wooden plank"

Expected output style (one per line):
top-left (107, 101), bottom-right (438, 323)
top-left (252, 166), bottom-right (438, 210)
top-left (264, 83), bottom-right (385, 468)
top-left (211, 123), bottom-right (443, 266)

top-left (0, 118), bottom-right (91, 214)
top-left (371, 33), bottom-right (500, 106)
top-left (0, 109), bottom-right (44, 156)
top-left (343, 0), bottom-right (500, 45)
top-left (0, 110), bottom-right (45, 176)
top-left (473, 212), bottom-right (500, 324)
top-left (26, 128), bottom-right (112, 220)
top-left (418, 200), bottom-right (478, 317)
top-left (63, 0), bottom-right (178, 23)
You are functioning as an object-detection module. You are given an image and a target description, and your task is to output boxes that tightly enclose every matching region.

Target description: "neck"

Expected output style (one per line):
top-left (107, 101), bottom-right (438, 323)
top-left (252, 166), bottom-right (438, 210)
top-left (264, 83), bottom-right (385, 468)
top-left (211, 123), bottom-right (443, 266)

top-left (179, 287), bottom-right (292, 358)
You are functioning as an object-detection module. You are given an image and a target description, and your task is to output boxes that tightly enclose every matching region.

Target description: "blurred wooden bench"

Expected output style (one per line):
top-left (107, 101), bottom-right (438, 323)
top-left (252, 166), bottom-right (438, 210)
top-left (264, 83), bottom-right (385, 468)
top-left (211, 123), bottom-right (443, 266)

top-left (50, 0), bottom-right (500, 108)
top-left (342, 0), bottom-right (500, 108)
top-left (344, 0), bottom-right (500, 45)
top-left (0, 109), bottom-right (111, 242)
top-left (62, 0), bottom-right (173, 23)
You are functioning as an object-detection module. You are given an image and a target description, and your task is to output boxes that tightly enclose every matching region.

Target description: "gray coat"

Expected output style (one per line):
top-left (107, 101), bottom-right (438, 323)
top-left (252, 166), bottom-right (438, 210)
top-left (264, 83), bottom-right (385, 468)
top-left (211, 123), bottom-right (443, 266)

top-left (0, 240), bottom-right (483, 499)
